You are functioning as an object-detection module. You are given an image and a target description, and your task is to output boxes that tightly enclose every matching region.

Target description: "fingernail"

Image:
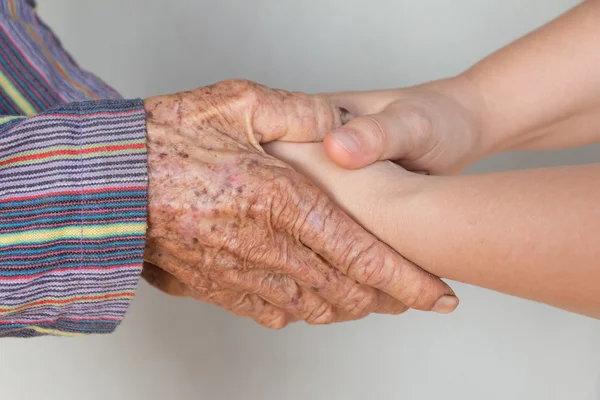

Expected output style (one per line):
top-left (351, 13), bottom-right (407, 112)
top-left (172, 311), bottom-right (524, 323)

top-left (330, 131), bottom-right (361, 154)
top-left (431, 295), bottom-right (459, 314)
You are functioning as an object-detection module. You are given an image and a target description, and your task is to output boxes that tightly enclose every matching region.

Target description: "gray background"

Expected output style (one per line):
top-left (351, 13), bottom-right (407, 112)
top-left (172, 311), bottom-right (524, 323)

top-left (1, 1), bottom-right (599, 399)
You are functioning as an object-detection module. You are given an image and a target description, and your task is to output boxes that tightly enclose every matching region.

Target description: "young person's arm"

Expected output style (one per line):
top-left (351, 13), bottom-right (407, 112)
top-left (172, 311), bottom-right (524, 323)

top-left (266, 142), bottom-right (600, 318)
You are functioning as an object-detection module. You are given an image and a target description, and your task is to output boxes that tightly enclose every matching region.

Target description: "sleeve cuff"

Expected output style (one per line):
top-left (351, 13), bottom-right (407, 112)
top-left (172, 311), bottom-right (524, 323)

top-left (0, 99), bottom-right (148, 337)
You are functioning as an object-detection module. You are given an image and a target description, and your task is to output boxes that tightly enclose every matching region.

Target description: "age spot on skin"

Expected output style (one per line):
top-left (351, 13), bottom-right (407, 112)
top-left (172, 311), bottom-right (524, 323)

top-left (175, 94), bottom-right (185, 123)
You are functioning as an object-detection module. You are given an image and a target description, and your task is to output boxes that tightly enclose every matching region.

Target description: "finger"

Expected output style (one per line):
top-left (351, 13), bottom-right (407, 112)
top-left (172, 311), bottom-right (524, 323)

top-left (323, 107), bottom-right (432, 170)
top-left (251, 89), bottom-right (348, 143)
top-left (296, 193), bottom-right (459, 314)
top-left (149, 226), bottom-right (405, 318)
top-left (144, 247), bottom-right (296, 329)
top-left (276, 233), bottom-right (408, 317)
top-left (209, 289), bottom-right (297, 329)
top-left (220, 270), bottom-right (362, 325)
top-left (147, 80), bottom-right (349, 145)
top-left (208, 79), bottom-right (351, 143)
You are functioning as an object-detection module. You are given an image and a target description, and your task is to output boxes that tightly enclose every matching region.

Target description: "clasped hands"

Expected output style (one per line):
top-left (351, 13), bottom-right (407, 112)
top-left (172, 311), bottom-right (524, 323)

top-left (142, 79), bottom-right (460, 328)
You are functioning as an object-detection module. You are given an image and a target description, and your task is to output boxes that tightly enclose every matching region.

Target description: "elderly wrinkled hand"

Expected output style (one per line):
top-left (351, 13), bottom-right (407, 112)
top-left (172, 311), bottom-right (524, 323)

top-left (141, 80), bottom-right (457, 328)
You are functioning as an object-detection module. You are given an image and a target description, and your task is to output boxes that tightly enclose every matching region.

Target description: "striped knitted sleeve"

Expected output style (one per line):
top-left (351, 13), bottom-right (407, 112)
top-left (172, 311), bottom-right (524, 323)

top-left (0, 98), bottom-right (148, 337)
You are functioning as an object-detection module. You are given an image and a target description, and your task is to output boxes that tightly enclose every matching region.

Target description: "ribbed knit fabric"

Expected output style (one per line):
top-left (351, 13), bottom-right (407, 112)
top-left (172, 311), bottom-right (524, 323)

top-left (0, 0), bottom-right (148, 337)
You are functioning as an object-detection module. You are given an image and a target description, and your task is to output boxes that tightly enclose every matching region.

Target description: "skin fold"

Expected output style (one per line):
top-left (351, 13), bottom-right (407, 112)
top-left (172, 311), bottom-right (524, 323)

top-left (141, 80), bottom-right (458, 329)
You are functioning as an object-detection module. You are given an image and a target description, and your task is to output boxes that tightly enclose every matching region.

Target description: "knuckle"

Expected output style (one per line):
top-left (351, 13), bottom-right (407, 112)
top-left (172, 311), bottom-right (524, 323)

top-left (232, 292), bottom-right (252, 309)
top-left (306, 302), bottom-right (336, 325)
top-left (238, 86), bottom-right (262, 109)
top-left (296, 187), bottom-right (338, 248)
top-left (346, 242), bottom-right (391, 287)
top-left (402, 279), bottom-right (433, 310)
top-left (270, 174), bottom-right (299, 216)
top-left (225, 79), bottom-right (262, 107)
top-left (278, 277), bottom-right (302, 305)
top-left (214, 78), bottom-right (254, 92)
top-left (256, 273), bottom-right (276, 293)
top-left (258, 274), bottom-right (291, 301)
top-left (207, 289), bottom-right (236, 309)
top-left (251, 174), bottom-right (294, 221)
top-left (343, 287), bottom-right (378, 317)
top-left (259, 172), bottom-right (322, 235)
top-left (210, 79), bottom-right (265, 113)
top-left (263, 312), bottom-right (289, 330)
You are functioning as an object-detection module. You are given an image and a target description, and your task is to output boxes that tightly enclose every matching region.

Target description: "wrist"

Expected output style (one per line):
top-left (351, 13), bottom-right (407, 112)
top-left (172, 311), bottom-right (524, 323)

top-left (459, 66), bottom-right (531, 156)
top-left (143, 96), bottom-right (179, 234)
top-left (446, 73), bottom-right (506, 160)
top-left (143, 98), bottom-right (159, 193)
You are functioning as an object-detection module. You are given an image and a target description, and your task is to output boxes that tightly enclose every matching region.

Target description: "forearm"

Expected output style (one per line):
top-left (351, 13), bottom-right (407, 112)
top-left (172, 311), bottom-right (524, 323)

top-left (463, 0), bottom-right (600, 152)
top-left (383, 164), bottom-right (600, 317)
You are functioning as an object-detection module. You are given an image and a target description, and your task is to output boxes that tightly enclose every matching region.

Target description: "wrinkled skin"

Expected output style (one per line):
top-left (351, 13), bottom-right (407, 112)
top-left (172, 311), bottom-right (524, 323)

top-left (142, 79), bottom-right (457, 329)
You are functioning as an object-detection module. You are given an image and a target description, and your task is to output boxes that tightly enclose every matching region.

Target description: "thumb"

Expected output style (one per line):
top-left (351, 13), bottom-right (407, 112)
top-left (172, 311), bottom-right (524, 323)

top-left (249, 87), bottom-right (353, 143)
top-left (323, 107), bottom-right (432, 169)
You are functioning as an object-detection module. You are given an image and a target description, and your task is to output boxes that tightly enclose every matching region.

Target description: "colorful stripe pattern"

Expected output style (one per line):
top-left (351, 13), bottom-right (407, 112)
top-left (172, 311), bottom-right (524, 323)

top-left (0, 1), bottom-right (148, 337)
